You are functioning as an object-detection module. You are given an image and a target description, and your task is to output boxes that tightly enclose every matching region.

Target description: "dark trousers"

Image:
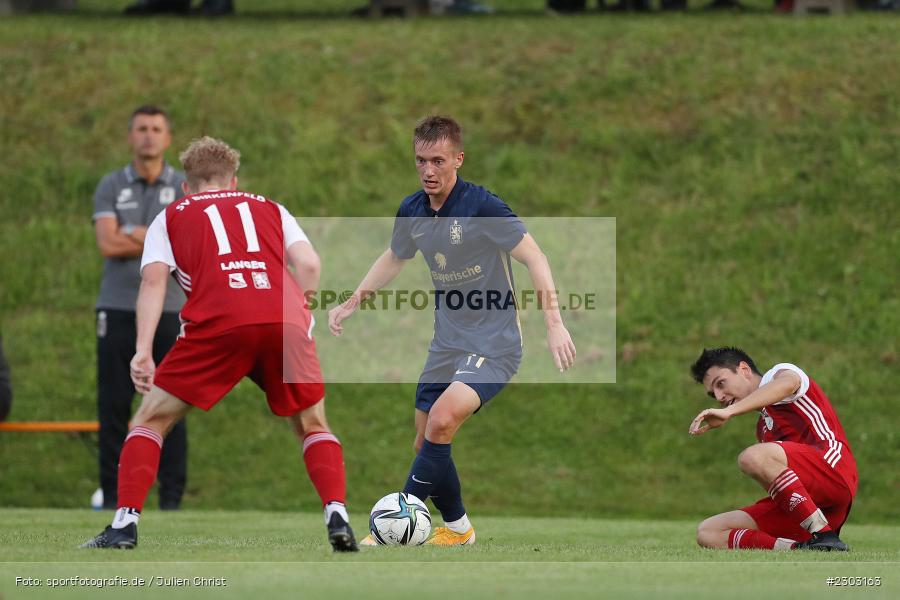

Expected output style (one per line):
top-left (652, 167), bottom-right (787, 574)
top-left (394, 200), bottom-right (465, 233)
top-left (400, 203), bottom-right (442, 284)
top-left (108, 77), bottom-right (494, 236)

top-left (97, 309), bottom-right (187, 509)
top-left (0, 334), bottom-right (11, 422)
top-left (548, 0), bottom-right (587, 10)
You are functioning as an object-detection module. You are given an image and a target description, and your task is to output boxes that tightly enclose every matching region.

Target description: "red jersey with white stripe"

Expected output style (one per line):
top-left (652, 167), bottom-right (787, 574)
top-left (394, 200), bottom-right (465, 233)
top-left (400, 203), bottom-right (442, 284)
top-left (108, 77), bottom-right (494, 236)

top-left (141, 190), bottom-right (311, 339)
top-left (756, 363), bottom-right (858, 494)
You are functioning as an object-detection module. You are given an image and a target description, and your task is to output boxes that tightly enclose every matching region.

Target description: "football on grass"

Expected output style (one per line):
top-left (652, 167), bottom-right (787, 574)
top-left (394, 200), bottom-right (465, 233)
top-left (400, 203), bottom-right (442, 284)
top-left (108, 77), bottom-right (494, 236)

top-left (369, 492), bottom-right (431, 545)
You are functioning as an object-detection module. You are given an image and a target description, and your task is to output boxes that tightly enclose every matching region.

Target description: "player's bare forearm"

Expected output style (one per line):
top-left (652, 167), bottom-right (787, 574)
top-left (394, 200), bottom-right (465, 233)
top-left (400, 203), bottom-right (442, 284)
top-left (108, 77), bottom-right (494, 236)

top-left (510, 235), bottom-right (576, 370)
top-left (328, 249), bottom-right (408, 336)
top-left (725, 372), bottom-right (801, 418)
top-left (529, 256), bottom-right (564, 328)
top-left (511, 235), bottom-right (566, 328)
top-left (352, 248), bottom-right (407, 301)
top-left (287, 241), bottom-right (321, 295)
top-left (690, 372), bottom-right (801, 436)
top-left (294, 266), bottom-right (320, 296)
top-left (134, 264), bottom-right (169, 354)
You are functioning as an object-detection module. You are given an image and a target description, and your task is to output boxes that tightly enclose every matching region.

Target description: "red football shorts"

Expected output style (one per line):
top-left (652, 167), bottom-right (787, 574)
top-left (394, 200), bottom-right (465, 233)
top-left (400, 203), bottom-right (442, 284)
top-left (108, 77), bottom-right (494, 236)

top-left (153, 323), bottom-right (325, 416)
top-left (741, 441), bottom-right (855, 541)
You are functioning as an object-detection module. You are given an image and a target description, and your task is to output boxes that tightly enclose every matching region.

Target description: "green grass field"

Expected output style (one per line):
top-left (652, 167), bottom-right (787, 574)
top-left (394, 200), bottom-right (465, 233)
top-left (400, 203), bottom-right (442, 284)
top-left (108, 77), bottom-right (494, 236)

top-left (2, 7), bottom-right (898, 523)
top-left (1, 508), bottom-right (898, 599)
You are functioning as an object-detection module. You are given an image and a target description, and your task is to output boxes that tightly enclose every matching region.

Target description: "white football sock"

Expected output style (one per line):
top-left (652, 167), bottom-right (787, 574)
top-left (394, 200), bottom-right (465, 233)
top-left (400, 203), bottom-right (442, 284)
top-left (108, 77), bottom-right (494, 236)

top-left (800, 508), bottom-right (829, 533)
top-left (324, 501), bottom-right (349, 525)
top-left (111, 507), bottom-right (140, 529)
top-left (774, 538), bottom-right (796, 550)
top-left (445, 514), bottom-right (472, 534)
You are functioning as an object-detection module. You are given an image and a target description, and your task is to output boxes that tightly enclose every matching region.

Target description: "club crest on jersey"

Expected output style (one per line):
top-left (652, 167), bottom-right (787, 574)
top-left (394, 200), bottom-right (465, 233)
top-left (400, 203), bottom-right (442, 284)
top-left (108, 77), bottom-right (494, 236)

top-left (229, 273), bottom-right (248, 289)
top-left (252, 272), bottom-right (271, 289)
top-left (761, 408), bottom-right (774, 431)
top-left (450, 220), bottom-right (462, 245)
top-left (159, 186), bottom-right (176, 205)
top-left (434, 252), bottom-right (447, 270)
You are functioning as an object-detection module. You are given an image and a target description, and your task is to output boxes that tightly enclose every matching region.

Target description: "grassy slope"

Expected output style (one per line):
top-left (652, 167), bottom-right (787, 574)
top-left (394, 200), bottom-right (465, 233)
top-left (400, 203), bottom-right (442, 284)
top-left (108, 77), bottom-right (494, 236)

top-left (0, 509), bottom-right (898, 599)
top-left (0, 7), bottom-right (898, 523)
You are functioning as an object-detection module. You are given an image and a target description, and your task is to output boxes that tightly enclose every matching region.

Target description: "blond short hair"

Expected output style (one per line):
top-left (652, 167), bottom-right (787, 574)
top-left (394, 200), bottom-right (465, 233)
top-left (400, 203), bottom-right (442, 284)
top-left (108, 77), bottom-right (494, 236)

top-left (179, 136), bottom-right (241, 188)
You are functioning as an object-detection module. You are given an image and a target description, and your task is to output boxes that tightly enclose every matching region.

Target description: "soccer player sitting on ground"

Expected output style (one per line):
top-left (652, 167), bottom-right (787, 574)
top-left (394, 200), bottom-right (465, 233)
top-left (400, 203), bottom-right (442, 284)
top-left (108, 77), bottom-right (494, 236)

top-left (328, 115), bottom-right (576, 546)
top-left (689, 347), bottom-right (857, 551)
top-left (82, 136), bottom-right (358, 552)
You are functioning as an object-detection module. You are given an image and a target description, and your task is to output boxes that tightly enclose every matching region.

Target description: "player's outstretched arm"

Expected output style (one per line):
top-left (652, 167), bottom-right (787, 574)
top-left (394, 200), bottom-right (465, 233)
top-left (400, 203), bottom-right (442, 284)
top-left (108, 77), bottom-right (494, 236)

top-left (509, 234), bottom-right (576, 372)
top-left (131, 262), bottom-right (169, 394)
top-left (689, 370), bottom-right (801, 436)
top-left (327, 248), bottom-right (409, 336)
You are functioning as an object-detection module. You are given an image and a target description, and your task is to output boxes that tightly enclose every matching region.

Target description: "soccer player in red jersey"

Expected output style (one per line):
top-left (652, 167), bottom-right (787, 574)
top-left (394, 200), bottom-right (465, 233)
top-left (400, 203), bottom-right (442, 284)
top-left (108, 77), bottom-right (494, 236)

top-left (689, 347), bottom-right (856, 551)
top-left (81, 137), bottom-right (358, 552)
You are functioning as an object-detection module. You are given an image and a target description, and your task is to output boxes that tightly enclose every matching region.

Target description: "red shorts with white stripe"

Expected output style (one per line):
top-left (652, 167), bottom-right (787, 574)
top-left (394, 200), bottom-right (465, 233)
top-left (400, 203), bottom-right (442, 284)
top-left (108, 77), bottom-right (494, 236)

top-left (153, 323), bottom-right (325, 416)
top-left (741, 441), bottom-right (854, 541)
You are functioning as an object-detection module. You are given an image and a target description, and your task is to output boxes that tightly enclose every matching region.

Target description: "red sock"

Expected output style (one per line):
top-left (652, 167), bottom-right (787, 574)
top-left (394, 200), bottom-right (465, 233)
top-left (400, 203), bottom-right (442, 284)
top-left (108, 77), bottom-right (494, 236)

top-left (117, 426), bottom-right (163, 511)
top-left (768, 468), bottom-right (831, 533)
top-left (728, 528), bottom-right (796, 550)
top-left (302, 431), bottom-right (346, 506)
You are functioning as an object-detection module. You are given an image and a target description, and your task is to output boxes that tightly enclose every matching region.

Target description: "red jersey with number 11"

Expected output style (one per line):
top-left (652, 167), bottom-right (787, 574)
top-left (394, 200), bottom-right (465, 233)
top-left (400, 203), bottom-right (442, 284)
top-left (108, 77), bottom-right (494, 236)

top-left (142, 190), bottom-right (312, 339)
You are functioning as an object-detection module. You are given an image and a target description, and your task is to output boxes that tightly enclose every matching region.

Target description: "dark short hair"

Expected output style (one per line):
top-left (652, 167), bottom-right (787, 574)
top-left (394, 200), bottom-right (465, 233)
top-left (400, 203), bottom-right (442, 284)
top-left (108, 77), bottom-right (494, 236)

top-left (128, 105), bottom-right (171, 131)
top-left (414, 115), bottom-right (463, 151)
top-left (690, 347), bottom-right (761, 383)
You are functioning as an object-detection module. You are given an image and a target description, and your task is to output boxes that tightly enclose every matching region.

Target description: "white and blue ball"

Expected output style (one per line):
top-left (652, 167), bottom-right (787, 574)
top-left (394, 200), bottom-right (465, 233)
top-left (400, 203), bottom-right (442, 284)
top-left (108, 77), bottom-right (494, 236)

top-left (369, 492), bottom-right (431, 546)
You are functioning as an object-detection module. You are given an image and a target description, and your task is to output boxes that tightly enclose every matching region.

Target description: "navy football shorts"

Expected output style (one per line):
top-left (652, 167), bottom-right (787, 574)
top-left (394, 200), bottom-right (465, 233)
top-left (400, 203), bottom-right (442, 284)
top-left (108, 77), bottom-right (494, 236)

top-left (415, 347), bottom-right (521, 413)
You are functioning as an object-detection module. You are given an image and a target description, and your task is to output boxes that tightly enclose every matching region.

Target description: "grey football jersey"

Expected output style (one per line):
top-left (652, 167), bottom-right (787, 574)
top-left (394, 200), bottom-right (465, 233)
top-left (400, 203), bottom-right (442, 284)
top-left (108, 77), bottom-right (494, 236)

top-left (93, 163), bottom-right (186, 312)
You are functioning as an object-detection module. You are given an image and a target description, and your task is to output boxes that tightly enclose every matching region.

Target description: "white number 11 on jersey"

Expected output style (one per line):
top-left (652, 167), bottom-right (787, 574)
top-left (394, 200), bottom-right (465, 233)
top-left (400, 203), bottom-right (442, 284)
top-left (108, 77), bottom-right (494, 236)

top-left (203, 202), bottom-right (260, 256)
